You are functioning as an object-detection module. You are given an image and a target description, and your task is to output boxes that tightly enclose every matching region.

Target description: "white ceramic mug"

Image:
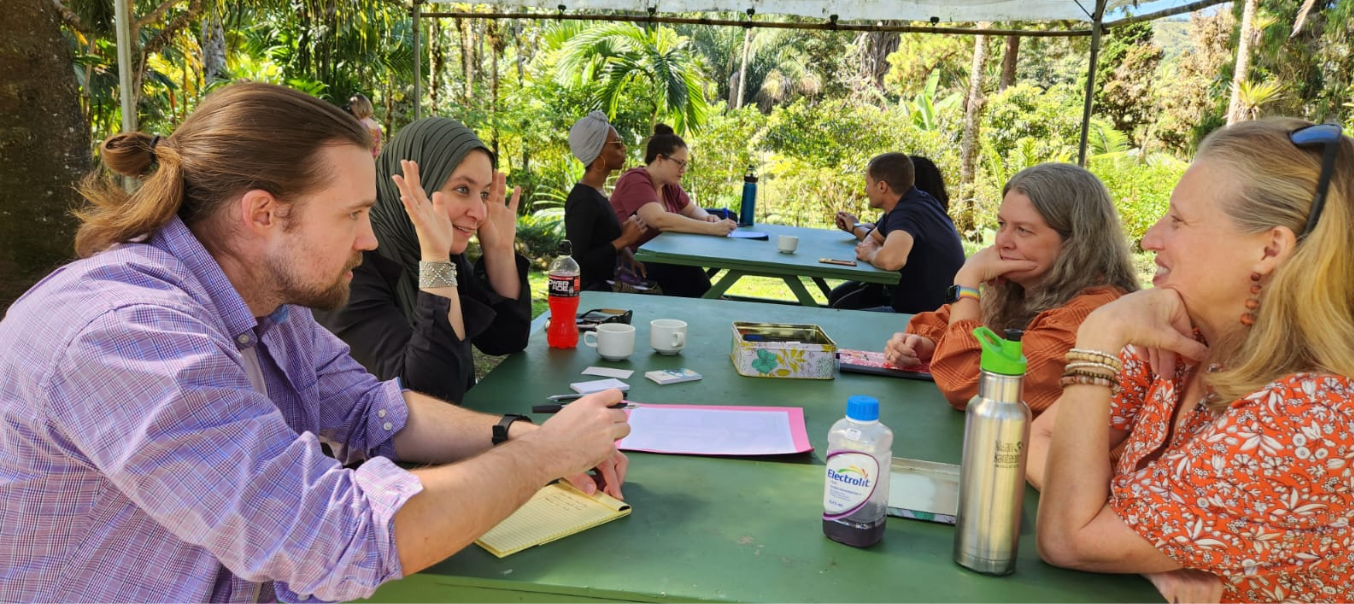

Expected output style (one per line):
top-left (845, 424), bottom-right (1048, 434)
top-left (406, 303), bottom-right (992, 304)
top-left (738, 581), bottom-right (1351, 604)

top-left (584, 323), bottom-right (636, 361)
top-left (650, 319), bottom-right (687, 355)
top-left (777, 235), bottom-right (799, 254)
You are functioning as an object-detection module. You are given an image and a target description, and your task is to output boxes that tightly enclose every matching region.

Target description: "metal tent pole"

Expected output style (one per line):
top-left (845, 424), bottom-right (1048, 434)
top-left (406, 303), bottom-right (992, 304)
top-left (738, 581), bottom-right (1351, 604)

top-left (413, 0), bottom-right (423, 120)
top-left (1077, 0), bottom-right (1107, 167)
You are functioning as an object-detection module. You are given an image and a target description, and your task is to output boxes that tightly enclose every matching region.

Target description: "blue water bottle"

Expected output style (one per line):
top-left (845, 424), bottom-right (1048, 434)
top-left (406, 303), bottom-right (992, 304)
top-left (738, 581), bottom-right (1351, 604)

top-left (739, 164), bottom-right (758, 226)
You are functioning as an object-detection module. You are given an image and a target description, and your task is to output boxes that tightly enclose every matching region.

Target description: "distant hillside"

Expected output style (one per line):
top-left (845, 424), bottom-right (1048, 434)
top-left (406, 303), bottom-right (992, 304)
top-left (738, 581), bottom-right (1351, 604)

top-left (1153, 20), bottom-right (1191, 61)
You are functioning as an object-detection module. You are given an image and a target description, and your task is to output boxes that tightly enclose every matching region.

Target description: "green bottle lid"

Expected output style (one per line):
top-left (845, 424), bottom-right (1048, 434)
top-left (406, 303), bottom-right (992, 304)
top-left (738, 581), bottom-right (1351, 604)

top-left (973, 326), bottom-right (1027, 376)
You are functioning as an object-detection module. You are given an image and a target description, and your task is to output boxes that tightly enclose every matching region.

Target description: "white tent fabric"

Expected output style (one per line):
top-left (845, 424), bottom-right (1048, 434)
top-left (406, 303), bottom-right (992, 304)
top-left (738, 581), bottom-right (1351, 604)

top-left (422, 0), bottom-right (1193, 23)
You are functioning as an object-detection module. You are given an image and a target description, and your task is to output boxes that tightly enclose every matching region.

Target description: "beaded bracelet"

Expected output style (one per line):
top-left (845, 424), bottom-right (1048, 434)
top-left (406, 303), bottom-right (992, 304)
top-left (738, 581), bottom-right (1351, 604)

top-left (1059, 373), bottom-right (1119, 393)
top-left (1063, 361), bottom-right (1118, 377)
top-left (1067, 348), bottom-right (1123, 373)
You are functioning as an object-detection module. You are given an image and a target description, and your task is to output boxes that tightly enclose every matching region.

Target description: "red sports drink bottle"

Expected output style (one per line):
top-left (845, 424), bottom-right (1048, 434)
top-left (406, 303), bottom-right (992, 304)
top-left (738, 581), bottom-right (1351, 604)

top-left (547, 240), bottom-right (580, 348)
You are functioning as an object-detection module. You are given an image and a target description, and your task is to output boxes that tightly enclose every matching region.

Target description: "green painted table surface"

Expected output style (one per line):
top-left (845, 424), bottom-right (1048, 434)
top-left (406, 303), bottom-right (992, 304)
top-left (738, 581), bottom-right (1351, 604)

top-left (361, 292), bottom-right (1158, 603)
top-left (632, 224), bottom-right (899, 306)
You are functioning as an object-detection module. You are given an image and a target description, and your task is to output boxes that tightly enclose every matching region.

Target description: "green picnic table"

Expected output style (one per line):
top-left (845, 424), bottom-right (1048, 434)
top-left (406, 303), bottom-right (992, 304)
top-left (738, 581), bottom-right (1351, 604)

top-left (358, 292), bottom-right (1159, 603)
top-left (632, 224), bottom-right (900, 306)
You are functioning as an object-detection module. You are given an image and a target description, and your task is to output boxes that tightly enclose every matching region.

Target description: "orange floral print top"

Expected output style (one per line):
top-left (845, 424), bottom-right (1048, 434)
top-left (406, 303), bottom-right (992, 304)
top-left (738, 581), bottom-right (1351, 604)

top-left (1107, 346), bottom-right (1354, 603)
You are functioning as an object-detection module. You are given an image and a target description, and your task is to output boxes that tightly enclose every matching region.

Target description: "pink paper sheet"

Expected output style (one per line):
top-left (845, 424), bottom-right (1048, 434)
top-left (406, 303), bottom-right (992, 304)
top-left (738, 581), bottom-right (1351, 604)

top-left (615, 403), bottom-right (813, 456)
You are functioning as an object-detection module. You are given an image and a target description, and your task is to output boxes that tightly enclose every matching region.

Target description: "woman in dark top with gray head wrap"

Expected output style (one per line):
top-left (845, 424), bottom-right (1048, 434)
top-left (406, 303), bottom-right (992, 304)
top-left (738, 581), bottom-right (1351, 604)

top-left (315, 117), bottom-right (531, 404)
top-left (564, 111), bottom-right (647, 291)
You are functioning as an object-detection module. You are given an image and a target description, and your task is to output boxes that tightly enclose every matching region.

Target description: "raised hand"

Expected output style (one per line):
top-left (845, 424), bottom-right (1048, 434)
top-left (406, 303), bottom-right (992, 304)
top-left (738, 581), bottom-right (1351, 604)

top-left (953, 245), bottom-right (1040, 288)
top-left (476, 170), bottom-right (522, 253)
top-left (391, 160), bottom-right (456, 261)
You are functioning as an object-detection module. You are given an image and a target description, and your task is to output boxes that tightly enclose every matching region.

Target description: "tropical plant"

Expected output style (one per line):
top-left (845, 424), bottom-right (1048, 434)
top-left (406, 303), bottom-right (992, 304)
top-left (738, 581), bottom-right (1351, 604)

top-left (901, 69), bottom-right (961, 132)
top-left (1233, 78), bottom-right (1286, 120)
top-left (555, 23), bottom-right (711, 134)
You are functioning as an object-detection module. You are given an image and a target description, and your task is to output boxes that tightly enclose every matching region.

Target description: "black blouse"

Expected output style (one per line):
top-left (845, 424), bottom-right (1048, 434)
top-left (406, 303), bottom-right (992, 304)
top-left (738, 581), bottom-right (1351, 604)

top-left (314, 250), bottom-right (531, 404)
top-left (564, 183), bottom-right (622, 291)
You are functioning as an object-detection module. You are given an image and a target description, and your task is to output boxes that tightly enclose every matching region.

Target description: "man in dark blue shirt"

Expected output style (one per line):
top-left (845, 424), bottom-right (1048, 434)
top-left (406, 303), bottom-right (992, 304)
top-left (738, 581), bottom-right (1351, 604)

top-left (833, 153), bottom-right (965, 313)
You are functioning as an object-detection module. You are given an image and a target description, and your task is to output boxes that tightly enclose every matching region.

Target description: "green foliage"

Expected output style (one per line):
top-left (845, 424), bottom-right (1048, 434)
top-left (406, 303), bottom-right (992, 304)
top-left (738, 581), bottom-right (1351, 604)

top-left (984, 82), bottom-right (1083, 161)
top-left (1088, 153), bottom-right (1187, 247)
top-left (556, 23), bottom-right (711, 134)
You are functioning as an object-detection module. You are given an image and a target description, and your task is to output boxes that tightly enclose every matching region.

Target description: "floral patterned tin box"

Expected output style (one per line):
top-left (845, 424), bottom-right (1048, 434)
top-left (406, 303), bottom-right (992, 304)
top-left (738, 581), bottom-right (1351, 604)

top-left (730, 322), bottom-right (838, 379)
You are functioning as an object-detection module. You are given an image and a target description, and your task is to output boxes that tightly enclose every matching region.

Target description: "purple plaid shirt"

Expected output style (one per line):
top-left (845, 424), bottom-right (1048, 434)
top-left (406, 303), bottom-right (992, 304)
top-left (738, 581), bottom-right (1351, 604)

top-left (0, 217), bottom-right (423, 602)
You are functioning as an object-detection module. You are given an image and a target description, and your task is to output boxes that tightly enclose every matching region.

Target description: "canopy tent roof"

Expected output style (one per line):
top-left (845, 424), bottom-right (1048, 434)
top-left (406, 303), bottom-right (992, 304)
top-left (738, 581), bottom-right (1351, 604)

top-left (419, 0), bottom-right (1221, 24)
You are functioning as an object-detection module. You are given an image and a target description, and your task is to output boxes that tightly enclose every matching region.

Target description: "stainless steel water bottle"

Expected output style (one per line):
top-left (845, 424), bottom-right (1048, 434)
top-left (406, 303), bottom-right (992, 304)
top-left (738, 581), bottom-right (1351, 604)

top-left (953, 327), bottom-right (1031, 575)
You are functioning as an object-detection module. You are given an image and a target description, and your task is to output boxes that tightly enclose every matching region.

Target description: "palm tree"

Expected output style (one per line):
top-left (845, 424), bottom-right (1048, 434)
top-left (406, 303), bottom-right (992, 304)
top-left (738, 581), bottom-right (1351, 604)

top-left (2, 0), bottom-right (91, 311)
top-left (556, 23), bottom-right (710, 134)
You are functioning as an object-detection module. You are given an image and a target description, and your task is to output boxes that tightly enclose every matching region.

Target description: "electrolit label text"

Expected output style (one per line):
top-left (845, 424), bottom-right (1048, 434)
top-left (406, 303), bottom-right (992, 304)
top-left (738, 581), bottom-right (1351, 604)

top-left (823, 451), bottom-right (879, 520)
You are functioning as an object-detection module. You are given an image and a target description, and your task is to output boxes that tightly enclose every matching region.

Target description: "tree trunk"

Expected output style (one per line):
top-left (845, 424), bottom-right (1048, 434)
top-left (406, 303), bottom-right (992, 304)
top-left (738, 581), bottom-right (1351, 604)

top-left (513, 21), bottom-right (525, 85)
top-left (459, 18), bottom-right (475, 102)
top-left (999, 35), bottom-right (1020, 92)
top-left (1226, 0), bottom-right (1258, 125)
top-left (491, 22), bottom-right (502, 158)
top-left (855, 31), bottom-right (900, 92)
top-left (956, 25), bottom-right (991, 237)
top-left (0, 0), bottom-right (91, 311)
top-left (430, 19), bottom-right (443, 112)
top-left (734, 28), bottom-right (753, 110)
top-left (200, 13), bottom-right (226, 83)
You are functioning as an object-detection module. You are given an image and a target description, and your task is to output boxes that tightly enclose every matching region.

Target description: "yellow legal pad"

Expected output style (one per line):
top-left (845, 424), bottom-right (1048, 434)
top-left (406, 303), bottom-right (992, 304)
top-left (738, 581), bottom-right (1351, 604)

top-left (475, 482), bottom-right (631, 558)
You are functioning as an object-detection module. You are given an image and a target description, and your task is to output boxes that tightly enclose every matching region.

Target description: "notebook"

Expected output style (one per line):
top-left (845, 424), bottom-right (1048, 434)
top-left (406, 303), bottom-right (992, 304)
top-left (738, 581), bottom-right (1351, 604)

top-left (475, 482), bottom-right (631, 558)
top-left (837, 349), bottom-right (934, 381)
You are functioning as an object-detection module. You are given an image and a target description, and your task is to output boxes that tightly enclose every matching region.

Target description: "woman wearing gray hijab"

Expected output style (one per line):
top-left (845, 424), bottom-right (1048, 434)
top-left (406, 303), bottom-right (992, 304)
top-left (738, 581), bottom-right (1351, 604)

top-left (564, 111), bottom-right (647, 291)
top-left (315, 117), bottom-right (531, 404)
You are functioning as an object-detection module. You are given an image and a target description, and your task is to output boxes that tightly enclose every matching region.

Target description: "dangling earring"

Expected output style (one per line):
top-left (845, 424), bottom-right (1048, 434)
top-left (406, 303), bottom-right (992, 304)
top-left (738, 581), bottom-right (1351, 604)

top-left (1240, 272), bottom-right (1262, 326)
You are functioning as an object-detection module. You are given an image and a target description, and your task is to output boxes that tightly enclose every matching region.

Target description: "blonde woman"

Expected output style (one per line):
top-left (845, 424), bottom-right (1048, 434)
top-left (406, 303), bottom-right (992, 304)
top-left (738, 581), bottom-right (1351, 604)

top-left (1038, 119), bottom-right (1354, 603)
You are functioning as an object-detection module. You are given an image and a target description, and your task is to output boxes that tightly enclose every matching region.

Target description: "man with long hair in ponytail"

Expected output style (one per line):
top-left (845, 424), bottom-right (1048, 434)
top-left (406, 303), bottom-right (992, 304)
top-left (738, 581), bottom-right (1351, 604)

top-left (0, 82), bottom-right (629, 602)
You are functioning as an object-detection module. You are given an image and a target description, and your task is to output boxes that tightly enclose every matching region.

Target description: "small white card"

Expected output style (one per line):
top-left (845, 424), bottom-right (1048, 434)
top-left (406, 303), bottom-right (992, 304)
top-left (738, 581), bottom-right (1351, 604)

top-left (570, 378), bottom-right (631, 394)
top-left (583, 366), bottom-right (635, 379)
top-left (645, 368), bottom-right (703, 385)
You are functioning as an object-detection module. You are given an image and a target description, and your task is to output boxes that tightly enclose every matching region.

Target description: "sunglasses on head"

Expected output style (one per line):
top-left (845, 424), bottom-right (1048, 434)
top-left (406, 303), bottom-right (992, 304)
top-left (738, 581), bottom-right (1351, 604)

top-left (1289, 123), bottom-right (1345, 239)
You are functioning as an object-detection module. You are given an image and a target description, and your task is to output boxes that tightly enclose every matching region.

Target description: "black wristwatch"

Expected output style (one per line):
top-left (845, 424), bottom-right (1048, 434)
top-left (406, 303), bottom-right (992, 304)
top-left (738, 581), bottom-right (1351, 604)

top-left (492, 414), bottom-right (533, 446)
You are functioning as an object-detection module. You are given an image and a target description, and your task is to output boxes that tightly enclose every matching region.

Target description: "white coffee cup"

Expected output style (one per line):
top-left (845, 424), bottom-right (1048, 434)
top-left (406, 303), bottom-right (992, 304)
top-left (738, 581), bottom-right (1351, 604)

top-left (584, 323), bottom-right (636, 361)
top-left (777, 235), bottom-right (799, 254)
top-left (650, 319), bottom-right (687, 355)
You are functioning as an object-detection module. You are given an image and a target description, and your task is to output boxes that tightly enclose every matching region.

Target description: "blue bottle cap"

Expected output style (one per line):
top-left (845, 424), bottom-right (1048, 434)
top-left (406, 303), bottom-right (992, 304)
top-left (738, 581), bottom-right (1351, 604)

top-left (845, 395), bottom-right (880, 422)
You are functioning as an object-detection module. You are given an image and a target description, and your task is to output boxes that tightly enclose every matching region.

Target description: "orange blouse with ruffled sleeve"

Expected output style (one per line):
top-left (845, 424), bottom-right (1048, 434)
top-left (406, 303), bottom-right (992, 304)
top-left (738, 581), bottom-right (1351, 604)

top-left (1108, 346), bottom-right (1354, 602)
top-left (905, 285), bottom-right (1124, 415)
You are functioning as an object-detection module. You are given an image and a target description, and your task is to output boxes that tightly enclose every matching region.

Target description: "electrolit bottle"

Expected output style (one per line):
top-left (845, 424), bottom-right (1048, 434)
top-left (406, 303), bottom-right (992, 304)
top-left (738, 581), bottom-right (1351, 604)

top-left (953, 327), bottom-right (1031, 575)
top-left (738, 164), bottom-right (758, 226)
top-left (546, 240), bottom-right (580, 349)
top-left (823, 395), bottom-right (893, 548)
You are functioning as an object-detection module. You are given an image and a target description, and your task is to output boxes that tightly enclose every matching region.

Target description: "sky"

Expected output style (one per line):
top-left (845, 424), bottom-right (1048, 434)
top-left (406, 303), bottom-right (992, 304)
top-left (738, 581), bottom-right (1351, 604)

top-left (1107, 0), bottom-right (1231, 19)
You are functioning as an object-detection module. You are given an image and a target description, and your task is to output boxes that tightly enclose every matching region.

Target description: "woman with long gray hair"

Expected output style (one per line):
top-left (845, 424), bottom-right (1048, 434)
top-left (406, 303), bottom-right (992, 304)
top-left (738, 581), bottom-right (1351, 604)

top-left (884, 163), bottom-right (1139, 415)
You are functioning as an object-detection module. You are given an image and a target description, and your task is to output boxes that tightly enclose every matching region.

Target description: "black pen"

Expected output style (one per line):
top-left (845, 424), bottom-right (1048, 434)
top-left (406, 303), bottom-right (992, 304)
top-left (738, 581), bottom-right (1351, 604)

top-left (532, 401), bottom-right (636, 414)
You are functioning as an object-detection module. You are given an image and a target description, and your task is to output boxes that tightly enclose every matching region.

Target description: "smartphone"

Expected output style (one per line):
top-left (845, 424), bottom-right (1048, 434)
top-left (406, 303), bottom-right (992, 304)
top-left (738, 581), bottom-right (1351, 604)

top-left (819, 258), bottom-right (858, 267)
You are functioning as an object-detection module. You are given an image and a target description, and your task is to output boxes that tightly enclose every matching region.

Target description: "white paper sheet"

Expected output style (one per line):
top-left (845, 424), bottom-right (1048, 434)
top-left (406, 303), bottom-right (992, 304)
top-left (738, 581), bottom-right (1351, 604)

top-left (617, 405), bottom-right (809, 456)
